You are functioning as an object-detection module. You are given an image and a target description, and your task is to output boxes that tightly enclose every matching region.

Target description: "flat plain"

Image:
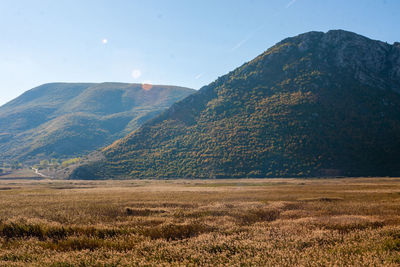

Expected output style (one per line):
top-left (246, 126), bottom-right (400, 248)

top-left (0, 178), bottom-right (400, 266)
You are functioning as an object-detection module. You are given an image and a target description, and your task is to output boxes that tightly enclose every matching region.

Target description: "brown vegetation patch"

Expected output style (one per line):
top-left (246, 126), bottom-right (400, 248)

top-left (298, 197), bottom-right (344, 202)
top-left (173, 209), bottom-right (228, 219)
top-left (0, 222), bottom-right (125, 241)
top-left (0, 187), bottom-right (15, 191)
top-left (138, 222), bottom-right (214, 240)
top-left (235, 208), bottom-right (280, 225)
top-left (384, 232), bottom-right (400, 252)
top-left (316, 215), bottom-right (385, 233)
top-left (125, 207), bottom-right (167, 216)
top-left (52, 186), bottom-right (95, 190)
top-left (126, 202), bottom-right (198, 209)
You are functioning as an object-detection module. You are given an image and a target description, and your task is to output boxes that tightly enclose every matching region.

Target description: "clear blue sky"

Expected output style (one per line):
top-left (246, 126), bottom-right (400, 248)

top-left (0, 0), bottom-right (399, 106)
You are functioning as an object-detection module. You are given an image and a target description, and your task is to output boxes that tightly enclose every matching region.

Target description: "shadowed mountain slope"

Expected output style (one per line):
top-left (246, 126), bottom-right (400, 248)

top-left (72, 30), bottom-right (400, 179)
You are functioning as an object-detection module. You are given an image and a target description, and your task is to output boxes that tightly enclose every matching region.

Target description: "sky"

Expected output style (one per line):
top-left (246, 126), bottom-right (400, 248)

top-left (0, 0), bottom-right (399, 106)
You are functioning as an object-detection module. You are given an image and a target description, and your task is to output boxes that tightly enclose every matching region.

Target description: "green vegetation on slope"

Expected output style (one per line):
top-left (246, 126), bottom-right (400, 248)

top-left (72, 30), bottom-right (400, 179)
top-left (0, 83), bottom-right (194, 163)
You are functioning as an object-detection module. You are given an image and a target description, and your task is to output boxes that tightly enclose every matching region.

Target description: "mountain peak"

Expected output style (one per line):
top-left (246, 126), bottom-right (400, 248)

top-left (260, 29), bottom-right (399, 91)
top-left (326, 29), bottom-right (364, 37)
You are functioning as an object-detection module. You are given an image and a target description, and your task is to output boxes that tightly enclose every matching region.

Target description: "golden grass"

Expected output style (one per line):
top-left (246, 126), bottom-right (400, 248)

top-left (0, 178), bottom-right (399, 266)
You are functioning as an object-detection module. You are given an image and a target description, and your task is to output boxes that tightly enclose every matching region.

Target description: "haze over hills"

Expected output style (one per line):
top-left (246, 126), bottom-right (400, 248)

top-left (0, 83), bottom-right (194, 162)
top-left (71, 30), bottom-right (400, 179)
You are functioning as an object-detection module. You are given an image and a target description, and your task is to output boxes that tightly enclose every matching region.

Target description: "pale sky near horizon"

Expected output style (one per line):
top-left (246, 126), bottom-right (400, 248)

top-left (0, 0), bottom-right (399, 106)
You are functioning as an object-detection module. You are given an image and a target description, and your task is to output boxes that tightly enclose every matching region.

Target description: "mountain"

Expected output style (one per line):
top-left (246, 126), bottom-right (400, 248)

top-left (71, 30), bottom-right (400, 179)
top-left (0, 83), bottom-right (194, 162)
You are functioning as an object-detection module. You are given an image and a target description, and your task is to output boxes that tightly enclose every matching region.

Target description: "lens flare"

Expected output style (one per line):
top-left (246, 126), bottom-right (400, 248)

top-left (142, 83), bottom-right (153, 91)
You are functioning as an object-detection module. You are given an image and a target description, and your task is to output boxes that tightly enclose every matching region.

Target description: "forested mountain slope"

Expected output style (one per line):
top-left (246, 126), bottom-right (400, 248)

top-left (71, 30), bottom-right (400, 179)
top-left (0, 83), bottom-right (194, 162)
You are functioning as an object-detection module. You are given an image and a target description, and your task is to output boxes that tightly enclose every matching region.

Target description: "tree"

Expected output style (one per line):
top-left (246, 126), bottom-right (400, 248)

top-left (40, 160), bottom-right (49, 167)
top-left (11, 161), bottom-right (22, 170)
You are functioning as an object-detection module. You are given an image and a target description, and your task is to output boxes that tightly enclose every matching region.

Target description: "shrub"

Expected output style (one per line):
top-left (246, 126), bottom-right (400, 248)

top-left (139, 222), bottom-right (213, 240)
top-left (125, 207), bottom-right (166, 216)
top-left (236, 208), bottom-right (280, 225)
top-left (45, 237), bottom-right (105, 251)
top-left (0, 223), bottom-right (45, 240)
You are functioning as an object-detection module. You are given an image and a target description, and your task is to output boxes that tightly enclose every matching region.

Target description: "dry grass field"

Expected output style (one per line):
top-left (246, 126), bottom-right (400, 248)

top-left (0, 178), bottom-right (400, 266)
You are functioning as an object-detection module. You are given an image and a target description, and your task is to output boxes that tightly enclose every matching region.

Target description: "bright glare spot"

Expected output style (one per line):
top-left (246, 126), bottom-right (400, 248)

top-left (102, 38), bottom-right (108, 44)
top-left (131, 69), bottom-right (142, 79)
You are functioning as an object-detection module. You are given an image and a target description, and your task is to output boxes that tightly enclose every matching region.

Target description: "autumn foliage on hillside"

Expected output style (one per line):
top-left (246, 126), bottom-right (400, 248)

top-left (72, 30), bottom-right (400, 179)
